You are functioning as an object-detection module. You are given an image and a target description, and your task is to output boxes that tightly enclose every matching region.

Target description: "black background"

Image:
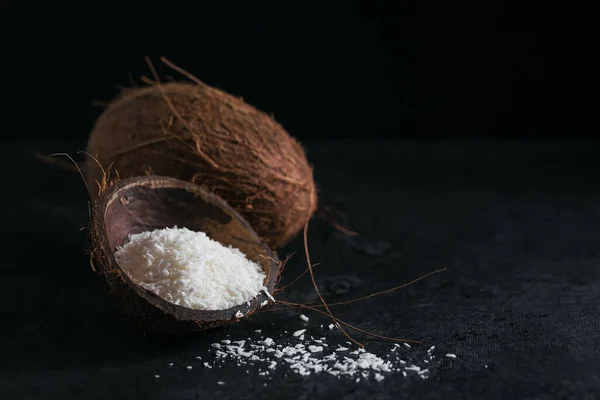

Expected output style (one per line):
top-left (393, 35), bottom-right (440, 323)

top-left (4, 1), bottom-right (567, 143)
top-left (4, 2), bottom-right (599, 400)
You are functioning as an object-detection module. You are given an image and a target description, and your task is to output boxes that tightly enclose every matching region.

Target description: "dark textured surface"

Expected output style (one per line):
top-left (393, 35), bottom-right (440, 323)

top-left (2, 140), bottom-right (600, 399)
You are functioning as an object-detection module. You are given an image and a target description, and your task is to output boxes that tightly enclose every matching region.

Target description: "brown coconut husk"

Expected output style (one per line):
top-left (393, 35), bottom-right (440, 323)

top-left (86, 75), bottom-right (317, 249)
top-left (90, 175), bottom-right (280, 334)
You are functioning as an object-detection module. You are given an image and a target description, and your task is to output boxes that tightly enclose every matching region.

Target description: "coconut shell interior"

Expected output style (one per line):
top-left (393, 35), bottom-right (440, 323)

top-left (91, 175), bottom-right (279, 334)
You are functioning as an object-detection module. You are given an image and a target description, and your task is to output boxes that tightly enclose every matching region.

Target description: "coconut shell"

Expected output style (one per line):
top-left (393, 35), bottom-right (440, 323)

top-left (86, 81), bottom-right (317, 248)
top-left (91, 175), bottom-right (280, 334)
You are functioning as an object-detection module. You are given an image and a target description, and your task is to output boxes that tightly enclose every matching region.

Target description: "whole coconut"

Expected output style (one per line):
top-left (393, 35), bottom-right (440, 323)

top-left (86, 81), bottom-right (317, 248)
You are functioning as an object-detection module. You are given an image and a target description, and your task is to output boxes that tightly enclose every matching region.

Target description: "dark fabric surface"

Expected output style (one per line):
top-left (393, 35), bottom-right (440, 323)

top-left (2, 140), bottom-right (599, 400)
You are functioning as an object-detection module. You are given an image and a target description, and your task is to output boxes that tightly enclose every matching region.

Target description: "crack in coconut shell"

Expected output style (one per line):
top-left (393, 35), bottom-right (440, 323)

top-left (90, 175), bottom-right (280, 335)
top-left (85, 82), bottom-right (317, 248)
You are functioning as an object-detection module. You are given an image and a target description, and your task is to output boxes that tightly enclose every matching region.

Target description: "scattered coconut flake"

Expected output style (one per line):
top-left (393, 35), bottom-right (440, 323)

top-left (328, 324), bottom-right (335, 330)
top-left (255, 330), bottom-right (262, 333)
top-left (170, 326), bottom-right (450, 383)
top-left (235, 311), bottom-right (245, 318)
top-left (262, 287), bottom-right (275, 302)
top-left (403, 343), bottom-right (411, 348)
top-left (446, 354), bottom-right (457, 359)
top-left (186, 366), bottom-right (192, 370)
top-left (154, 375), bottom-right (160, 379)
top-left (217, 381), bottom-right (225, 385)
top-left (299, 314), bottom-right (309, 322)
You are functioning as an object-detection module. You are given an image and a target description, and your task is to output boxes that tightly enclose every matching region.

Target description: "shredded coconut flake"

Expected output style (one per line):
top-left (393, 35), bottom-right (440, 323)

top-left (299, 314), bottom-right (309, 322)
top-left (163, 326), bottom-right (452, 383)
top-left (262, 287), bottom-right (275, 302)
top-left (114, 227), bottom-right (266, 310)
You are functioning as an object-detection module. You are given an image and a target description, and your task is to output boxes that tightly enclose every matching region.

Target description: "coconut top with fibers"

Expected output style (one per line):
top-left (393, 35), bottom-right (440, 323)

top-left (86, 80), bottom-right (317, 249)
top-left (114, 226), bottom-right (266, 310)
